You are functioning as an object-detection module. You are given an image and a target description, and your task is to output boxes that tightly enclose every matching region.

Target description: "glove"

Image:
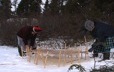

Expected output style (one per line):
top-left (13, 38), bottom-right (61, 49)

top-left (88, 48), bottom-right (94, 52)
top-left (30, 46), bottom-right (36, 50)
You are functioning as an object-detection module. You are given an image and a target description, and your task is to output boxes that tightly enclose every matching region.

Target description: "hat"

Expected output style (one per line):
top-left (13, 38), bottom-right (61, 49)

top-left (33, 26), bottom-right (42, 33)
top-left (84, 20), bottom-right (94, 31)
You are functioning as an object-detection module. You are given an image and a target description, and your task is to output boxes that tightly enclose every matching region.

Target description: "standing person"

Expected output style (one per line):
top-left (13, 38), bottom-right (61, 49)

top-left (82, 20), bottom-right (114, 60)
top-left (17, 26), bottom-right (42, 56)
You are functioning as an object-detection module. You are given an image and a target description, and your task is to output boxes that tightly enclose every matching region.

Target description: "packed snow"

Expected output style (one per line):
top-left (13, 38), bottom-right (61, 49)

top-left (0, 45), bottom-right (114, 72)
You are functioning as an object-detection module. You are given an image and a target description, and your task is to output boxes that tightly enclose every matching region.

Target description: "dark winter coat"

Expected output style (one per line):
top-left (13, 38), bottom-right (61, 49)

top-left (89, 21), bottom-right (114, 52)
top-left (90, 21), bottom-right (114, 42)
top-left (88, 39), bottom-right (105, 53)
top-left (17, 26), bottom-right (37, 46)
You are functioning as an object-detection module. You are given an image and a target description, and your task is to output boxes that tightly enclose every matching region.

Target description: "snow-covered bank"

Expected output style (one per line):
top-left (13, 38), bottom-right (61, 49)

top-left (0, 46), bottom-right (114, 72)
top-left (0, 46), bottom-right (70, 72)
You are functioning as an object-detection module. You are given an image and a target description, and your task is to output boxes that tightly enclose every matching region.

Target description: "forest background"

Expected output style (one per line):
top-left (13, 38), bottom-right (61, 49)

top-left (0, 0), bottom-right (113, 46)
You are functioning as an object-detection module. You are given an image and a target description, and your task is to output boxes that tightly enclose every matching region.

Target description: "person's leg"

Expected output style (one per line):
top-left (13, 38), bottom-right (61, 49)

top-left (17, 36), bottom-right (26, 56)
top-left (17, 36), bottom-right (26, 51)
top-left (103, 37), bottom-right (112, 60)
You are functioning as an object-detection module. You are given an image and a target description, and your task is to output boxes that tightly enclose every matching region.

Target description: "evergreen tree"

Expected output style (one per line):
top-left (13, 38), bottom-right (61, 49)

top-left (17, 0), bottom-right (42, 17)
top-left (0, 0), bottom-right (2, 7)
top-left (0, 0), bottom-right (11, 19)
top-left (43, 0), bottom-right (67, 16)
top-left (29, 0), bottom-right (41, 15)
top-left (43, 0), bottom-right (49, 16)
top-left (43, 0), bottom-right (62, 16)
top-left (49, 0), bottom-right (60, 15)
top-left (11, 0), bottom-right (18, 15)
top-left (63, 0), bottom-right (79, 14)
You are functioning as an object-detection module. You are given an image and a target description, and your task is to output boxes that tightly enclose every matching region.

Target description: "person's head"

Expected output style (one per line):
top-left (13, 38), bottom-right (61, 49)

top-left (84, 20), bottom-right (95, 31)
top-left (32, 26), bottom-right (42, 34)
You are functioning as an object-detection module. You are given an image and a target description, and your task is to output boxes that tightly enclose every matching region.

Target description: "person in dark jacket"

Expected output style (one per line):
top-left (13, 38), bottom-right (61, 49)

top-left (88, 39), bottom-right (105, 57)
top-left (17, 26), bottom-right (42, 56)
top-left (83, 20), bottom-right (114, 60)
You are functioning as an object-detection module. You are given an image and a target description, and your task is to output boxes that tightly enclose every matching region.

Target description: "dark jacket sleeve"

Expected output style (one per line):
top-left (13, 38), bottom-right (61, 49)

top-left (23, 39), bottom-right (28, 45)
top-left (30, 34), bottom-right (37, 46)
top-left (17, 26), bottom-right (33, 45)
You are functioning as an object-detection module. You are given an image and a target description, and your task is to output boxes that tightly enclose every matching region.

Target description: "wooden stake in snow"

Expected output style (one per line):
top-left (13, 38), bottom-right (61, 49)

top-left (63, 42), bottom-right (67, 66)
top-left (34, 48), bottom-right (40, 65)
top-left (58, 50), bottom-right (62, 67)
top-left (27, 47), bottom-right (32, 62)
top-left (80, 48), bottom-right (83, 59)
top-left (78, 48), bottom-right (81, 65)
top-left (85, 47), bottom-right (88, 60)
top-left (84, 36), bottom-right (87, 42)
top-left (44, 51), bottom-right (49, 68)
top-left (26, 46), bottom-right (31, 61)
top-left (84, 36), bottom-right (89, 60)
top-left (70, 52), bottom-right (73, 64)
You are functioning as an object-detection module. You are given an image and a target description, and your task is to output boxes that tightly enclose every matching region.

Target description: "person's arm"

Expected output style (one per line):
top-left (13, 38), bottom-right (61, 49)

top-left (30, 35), bottom-right (37, 47)
top-left (23, 39), bottom-right (28, 45)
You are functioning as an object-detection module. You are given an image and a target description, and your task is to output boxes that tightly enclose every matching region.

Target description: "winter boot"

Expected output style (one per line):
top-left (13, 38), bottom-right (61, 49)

top-left (23, 51), bottom-right (26, 56)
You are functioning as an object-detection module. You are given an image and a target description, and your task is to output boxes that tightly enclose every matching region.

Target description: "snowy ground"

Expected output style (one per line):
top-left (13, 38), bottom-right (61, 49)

top-left (0, 46), bottom-right (114, 72)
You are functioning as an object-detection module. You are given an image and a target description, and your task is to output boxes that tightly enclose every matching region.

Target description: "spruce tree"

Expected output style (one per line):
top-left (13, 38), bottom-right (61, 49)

top-left (17, 0), bottom-right (42, 17)
top-left (0, 0), bottom-right (11, 19)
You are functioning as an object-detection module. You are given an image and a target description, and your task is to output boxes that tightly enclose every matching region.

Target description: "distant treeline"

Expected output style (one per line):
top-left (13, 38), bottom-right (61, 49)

top-left (0, 0), bottom-right (113, 46)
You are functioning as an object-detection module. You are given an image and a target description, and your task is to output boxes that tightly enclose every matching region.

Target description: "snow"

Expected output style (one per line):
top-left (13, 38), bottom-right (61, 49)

top-left (0, 46), bottom-right (114, 72)
top-left (0, 46), bottom-right (68, 72)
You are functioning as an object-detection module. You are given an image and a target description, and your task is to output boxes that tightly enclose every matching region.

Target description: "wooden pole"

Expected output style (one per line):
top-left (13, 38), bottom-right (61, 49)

top-left (40, 50), bottom-right (45, 66)
top-left (58, 50), bottom-right (62, 67)
top-left (26, 46), bottom-right (30, 61)
top-left (84, 36), bottom-right (88, 60)
top-left (34, 50), bottom-right (37, 64)
top-left (85, 47), bottom-right (88, 60)
top-left (84, 36), bottom-right (87, 42)
top-left (63, 42), bottom-right (67, 66)
top-left (78, 48), bottom-right (81, 65)
top-left (34, 48), bottom-right (40, 65)
top-left (26, 48), bottom-right (28, 56)
top-left (26, 47), bottom-right (29, 56)
top-left (70, 52), bottom-right (73, 64)
top-left (80, 47), bottom-right (83, 59)
top-left (44, 51), bottom-right (49, 68)
top-left (28, 47), bottom-right (32, 62)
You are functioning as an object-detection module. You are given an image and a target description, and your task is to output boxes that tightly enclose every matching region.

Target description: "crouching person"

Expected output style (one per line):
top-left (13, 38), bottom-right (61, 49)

top-left (17, 25), bottom-right (42, 56)
top-left (82, 20), bottom-right (114, 60)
